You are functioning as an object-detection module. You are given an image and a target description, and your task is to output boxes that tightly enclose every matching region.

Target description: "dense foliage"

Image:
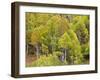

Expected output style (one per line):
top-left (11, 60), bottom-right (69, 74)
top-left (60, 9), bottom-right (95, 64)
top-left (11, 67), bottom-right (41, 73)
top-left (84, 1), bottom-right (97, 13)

top-left (26, 13), bottom-right (90, 67)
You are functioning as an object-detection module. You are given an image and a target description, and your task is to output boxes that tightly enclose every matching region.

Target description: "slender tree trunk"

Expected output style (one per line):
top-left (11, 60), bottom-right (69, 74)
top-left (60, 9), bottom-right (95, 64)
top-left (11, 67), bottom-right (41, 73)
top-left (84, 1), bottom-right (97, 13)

top-left (71, 55), bottom-right (74, 65)
top-left (36, 44), bottom-right (39, 59)
top-left (48, 45), bottom-right (52, 54)
top-left (52, 45), bottom-right (55, 55)
top-left (26, 44), bottom-right (28, 54)
top-left (64, 49), bottom-right (67, 62)
top-left (61, 54), bottom-right (64, 62)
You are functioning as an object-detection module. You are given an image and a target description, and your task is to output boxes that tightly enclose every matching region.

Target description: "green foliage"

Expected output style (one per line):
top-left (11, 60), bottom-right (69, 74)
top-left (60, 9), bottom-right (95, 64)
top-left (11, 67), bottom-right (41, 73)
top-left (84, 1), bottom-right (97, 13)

top-left (53, 51), bottom-right (63, 56)
top-left (47, 15), bottom-right (69, 37)
top-left (41, 44), bottom-right (49, 54)
top-left (58, 30), bottom-right (82, 64)
top-left (31, 54), bottom-right (65, 67)
top-left (67, 29), bottom-right (82, 64)
top-left (69, 15), bottom-right (89, 64)
top-left (71, 16), bottom-right (89, 44)
top-left (81, 42), bottom-right (89, 55)
top-left (26, 13), bottom-right (90, 66)
top-left (58, 32), bottom-right (71, 49)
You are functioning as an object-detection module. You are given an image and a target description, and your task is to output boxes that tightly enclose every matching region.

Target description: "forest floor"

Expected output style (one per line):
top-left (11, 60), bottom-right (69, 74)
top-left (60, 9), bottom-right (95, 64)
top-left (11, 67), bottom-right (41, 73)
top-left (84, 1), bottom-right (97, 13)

top-left (26, 54), bottom-right (37, 67)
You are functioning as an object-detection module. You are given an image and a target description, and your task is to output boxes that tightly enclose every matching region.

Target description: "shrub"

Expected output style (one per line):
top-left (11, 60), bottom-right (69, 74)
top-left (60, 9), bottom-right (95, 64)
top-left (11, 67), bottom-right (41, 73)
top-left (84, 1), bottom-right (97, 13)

top-left (31, 54), bottom-right (66, 67)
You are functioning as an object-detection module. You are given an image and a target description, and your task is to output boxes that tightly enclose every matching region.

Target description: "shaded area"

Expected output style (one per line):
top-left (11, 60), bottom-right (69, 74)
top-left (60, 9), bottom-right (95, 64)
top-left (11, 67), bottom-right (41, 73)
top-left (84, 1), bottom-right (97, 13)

top-left (26, 54), bottom-right (37, 67)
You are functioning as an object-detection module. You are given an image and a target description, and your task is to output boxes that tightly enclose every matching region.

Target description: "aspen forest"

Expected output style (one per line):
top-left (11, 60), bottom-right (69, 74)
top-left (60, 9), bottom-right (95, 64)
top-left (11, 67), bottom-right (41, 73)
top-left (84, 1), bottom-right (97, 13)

top-left (25, 12), bottom-right (90, 67)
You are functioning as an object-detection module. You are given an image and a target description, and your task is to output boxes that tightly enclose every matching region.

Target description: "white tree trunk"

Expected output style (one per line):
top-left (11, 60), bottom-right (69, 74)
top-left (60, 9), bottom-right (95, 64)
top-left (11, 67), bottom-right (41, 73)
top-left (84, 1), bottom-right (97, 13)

top-left (36, 44), bottom-right (39, 59)
top-left (64, 49), bottom-right (67, 62)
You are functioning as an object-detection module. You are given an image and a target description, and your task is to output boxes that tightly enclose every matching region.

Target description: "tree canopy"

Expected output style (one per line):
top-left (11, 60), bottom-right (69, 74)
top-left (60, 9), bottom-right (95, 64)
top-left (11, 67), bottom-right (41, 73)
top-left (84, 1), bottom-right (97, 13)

top-left (26, 13), bottom-right (90, 67)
